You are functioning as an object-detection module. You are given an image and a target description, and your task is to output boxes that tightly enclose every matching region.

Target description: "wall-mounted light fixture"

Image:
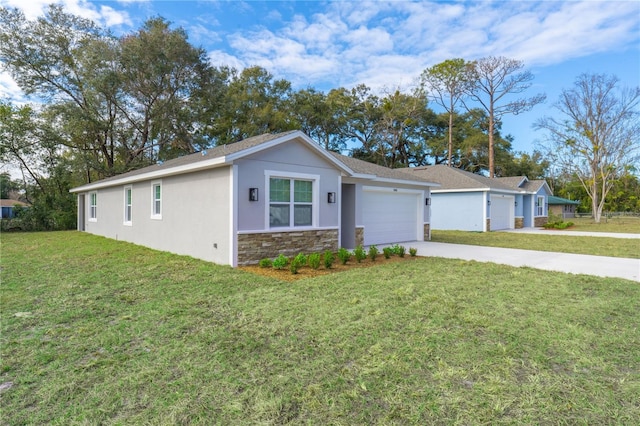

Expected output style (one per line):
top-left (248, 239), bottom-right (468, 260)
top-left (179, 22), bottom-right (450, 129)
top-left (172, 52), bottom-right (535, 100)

top-left (327, 192), bottom-right (336, 203)
top-left (515, 200), bottom-right (518, 207)
top-left (487, 200), bottom-right (491, 206)
top-left (425, 197), bottom-right (431, 206)
top-left (249, 188), bottom-right (259, 202)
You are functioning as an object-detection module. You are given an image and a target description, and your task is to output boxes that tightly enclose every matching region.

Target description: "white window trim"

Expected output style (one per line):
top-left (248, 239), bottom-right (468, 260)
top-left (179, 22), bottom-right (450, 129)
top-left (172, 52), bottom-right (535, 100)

top-left (536, 195), bottom-right (545, 217)
top-left (124, 185), bottom-right (133, 226)
top-left (151, 180), bottom-right (162, 220)
top-left (264, 170), bottom-right (320, 230)
top-left (88, 191), bottom-right (97, 222)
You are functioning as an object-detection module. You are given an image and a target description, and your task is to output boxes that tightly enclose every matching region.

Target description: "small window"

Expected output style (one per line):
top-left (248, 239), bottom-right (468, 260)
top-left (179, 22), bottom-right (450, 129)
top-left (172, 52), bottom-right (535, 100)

top-left (124, 186), bottom-right (132, 225)
top-left (269, 177), bottom-right (314, 228)
top-left (151, 181), bottom-right (161, 219)
top-left (89, 192), bottom-right (97, 221)
top-left (536, 196), bottom-right (545, 216)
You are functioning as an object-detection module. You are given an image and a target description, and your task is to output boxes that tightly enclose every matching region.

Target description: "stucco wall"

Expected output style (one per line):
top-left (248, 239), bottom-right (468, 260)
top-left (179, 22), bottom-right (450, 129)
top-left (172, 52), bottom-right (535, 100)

top-left (430, 192), bottom-right (484, 232)
top-left (235, 141), bottom-right (341, 232)
top-left (83, 167), bottom-right (231, 265)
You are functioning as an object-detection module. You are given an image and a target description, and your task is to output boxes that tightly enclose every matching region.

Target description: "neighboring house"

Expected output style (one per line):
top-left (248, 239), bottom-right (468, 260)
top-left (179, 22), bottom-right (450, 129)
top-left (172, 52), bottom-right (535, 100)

top-left (70, 131), bottom-right (439, 266)
top-left (548, 195), bottom-right (580, 219)
top-left (0, 199), bottom-right (29, 219)
top-left (406, 165), bottom-right (551, 232)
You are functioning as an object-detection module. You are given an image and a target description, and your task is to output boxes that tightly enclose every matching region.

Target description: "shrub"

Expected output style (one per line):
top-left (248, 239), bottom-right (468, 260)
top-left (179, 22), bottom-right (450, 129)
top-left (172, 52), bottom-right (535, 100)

top-left (409, 247), bottom-right (418, 257)
top-left (368, 245), bottom-right (378, 261)
top-left (337, 247), bottom-right (351, 265)
top-left (258, 258), bottom-right (272, 268)
top-left (272, 254), bottom-right (289, 270)
top-left (383, 247), bottom-right (392, 259)
top-left (353, 245), bottom-right (366, 263)
top-left (293, 252), bottom-right (308, 267)
top-left (323, 250), bottom-right (335, 269)
top-left (289, 253), bottom-right (308, 275)
top-left (308, 253), bottom-right (321, 270)
top-left (392, 244), bottom-right (406, 257)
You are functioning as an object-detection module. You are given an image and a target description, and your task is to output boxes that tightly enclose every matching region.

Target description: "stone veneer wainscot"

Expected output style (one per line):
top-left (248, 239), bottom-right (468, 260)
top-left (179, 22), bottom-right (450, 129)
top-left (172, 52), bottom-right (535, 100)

top-left (237, 229), bottom-right (338, 265)
top-left (534, 216), bottom-right (548, 227)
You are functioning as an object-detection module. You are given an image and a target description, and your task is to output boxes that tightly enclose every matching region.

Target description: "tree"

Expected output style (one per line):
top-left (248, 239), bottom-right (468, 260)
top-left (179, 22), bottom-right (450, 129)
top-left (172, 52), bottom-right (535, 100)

top-left (536, 73), bottom-right (640, 222)
top-left (465, 56), bottom-right (546, 177)
top-left (420, 58), bottom-right (473, 166)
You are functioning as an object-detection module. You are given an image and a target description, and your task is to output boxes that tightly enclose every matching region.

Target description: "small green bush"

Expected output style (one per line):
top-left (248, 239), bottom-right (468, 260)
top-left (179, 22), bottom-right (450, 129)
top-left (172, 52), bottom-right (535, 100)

top-left (293, 252), bottom-right (308, 267)
top-left (383, 247), bottom-right (392, 259)
top-left (272, 254), bottom-right (289, 270)
top-left (337, 247), bottom-right (351, 265)
top-left (308, 253), bottom-right (321, 270)
top-left (353, 245), bottom-right (366, 263)
top-left (258, 258), bottom-right (272, 268)
top-left (392, 245), bottom-right (406, 257)
top-left (323, 250), bottom-right (335, 269)
top-left (368, 245), bottom-right (378, 261)
top-left (409, 247), bottom-right (417, 257)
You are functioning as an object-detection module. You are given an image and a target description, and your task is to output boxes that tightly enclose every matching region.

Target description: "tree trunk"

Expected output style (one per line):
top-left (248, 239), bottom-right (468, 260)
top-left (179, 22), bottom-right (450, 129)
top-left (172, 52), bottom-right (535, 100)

top-left (448, 109), bottom-right (453, 167)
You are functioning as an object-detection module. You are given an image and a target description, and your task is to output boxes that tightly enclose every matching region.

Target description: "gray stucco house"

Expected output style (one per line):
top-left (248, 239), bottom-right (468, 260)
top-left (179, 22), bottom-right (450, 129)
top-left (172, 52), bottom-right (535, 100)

top-left (548, 195), bottom-right (580, 219)
top-left (406, 165), bottom-right (551, 232)
top-left (70, 131), bottom-right (439, 266)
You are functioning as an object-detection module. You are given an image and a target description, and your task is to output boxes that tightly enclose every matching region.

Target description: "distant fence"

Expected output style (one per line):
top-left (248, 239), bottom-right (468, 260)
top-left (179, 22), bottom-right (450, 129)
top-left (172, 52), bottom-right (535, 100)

top-left (575, 212), bottom-right (640, 218)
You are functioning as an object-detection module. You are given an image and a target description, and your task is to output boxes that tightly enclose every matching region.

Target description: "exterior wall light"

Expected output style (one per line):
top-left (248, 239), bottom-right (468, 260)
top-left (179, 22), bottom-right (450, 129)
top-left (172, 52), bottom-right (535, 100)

top-left (327, 192), bottom-right (336, 203)
top-left (425, 197), bottom-right (431, 205)
top-left (249, 188), bottom-right (259, 202)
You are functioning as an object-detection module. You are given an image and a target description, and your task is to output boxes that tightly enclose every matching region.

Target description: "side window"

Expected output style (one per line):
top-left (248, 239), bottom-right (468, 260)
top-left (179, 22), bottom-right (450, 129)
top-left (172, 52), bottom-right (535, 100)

top-left (124, 186), bottom-right (133, 225)
top-left (151, 181), bottom-right (161, 219)
top-left (89, 192), bottom-right (97, 221)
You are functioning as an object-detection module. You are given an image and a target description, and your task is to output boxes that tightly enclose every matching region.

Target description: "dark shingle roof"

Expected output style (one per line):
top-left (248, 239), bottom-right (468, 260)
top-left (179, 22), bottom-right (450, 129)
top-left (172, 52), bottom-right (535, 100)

top-left (86, 131), bottom-right (298, 186)
top-left (406, 165), bottom-right (516, 191)
top-left (0, 199), bottom-right (29, 207)
top-left (329, 152), bottom-right (436, 184)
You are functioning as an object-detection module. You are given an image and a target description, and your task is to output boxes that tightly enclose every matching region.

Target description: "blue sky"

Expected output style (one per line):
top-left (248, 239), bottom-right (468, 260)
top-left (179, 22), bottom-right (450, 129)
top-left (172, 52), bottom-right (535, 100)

top-left (1, 0), bottom-right (639, 156)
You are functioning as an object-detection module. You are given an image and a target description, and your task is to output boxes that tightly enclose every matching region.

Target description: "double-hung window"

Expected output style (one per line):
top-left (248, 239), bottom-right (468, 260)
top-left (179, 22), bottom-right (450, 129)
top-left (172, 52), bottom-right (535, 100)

top-left (536, 196), bottom-right (545, 216)
top-left (151, 181), bottom-right (162, 219)
top-left (89, 192), bottom-right (97, 221)
top-left (269, 176), bottom-right (314, 228)
top-left (124, 185), bottom-right (133, 225)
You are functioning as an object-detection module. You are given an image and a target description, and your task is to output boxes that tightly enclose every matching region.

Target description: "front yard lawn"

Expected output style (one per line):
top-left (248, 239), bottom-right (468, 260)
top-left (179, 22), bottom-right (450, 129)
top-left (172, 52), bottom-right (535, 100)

top-left (2, 232), bottom-right (639, 424)
top-left (568, 216), bottom-right (640, 233)
top-left (431, 230), bottom-right (640, 259)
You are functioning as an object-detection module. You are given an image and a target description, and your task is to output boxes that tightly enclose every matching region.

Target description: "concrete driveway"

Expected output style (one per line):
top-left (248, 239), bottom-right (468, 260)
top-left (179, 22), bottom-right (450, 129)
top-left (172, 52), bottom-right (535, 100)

top-left (388, 241), bottom-right (640, 282)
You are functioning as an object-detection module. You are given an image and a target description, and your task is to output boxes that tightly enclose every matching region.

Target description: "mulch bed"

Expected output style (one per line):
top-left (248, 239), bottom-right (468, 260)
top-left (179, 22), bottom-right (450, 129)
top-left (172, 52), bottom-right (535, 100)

top-left (240, 255), bottom-right (421, 282)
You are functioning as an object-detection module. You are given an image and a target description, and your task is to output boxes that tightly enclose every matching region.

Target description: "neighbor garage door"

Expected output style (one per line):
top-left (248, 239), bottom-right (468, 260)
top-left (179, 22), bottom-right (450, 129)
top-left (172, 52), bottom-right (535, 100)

top-left (362, 188), bottom-right (419, 245)
top-left (490, 194), bottom-right (514, 230)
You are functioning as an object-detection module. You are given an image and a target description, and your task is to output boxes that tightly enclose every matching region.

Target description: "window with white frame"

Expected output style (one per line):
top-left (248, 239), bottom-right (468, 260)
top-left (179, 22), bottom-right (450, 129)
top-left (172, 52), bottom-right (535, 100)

top-left (269, 177), bottom-right (314, 227)
top-left (124, 186), bottom-right (132, 225)
top-left (89, 192), bottom-right (97, 221)
top-left (536, 196), bottom-right (545, 216)
top-left (151, 181), bottom-right (161, 219)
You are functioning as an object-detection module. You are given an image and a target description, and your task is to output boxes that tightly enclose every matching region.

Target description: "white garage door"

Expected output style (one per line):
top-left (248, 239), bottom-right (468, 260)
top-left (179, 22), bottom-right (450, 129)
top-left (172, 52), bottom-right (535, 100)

top-left (490, 195), bottom-right (514, 230)
top-left (362, 189), bottom-right (419, 245)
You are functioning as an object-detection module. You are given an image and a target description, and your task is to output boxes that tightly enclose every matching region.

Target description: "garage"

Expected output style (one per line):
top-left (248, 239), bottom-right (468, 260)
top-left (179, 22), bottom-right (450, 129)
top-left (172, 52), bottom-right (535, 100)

top-left (490, 194), bottom-right (514, 230)
top-left (362, 187), bottom-right (420, 245)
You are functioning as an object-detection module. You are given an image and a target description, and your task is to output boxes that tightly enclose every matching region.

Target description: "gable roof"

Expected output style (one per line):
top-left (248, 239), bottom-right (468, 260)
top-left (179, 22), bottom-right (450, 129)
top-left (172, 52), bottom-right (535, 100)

top-left (71, 131), bottom-right (438, 193)
top-left (329, 152), bottom-right (439, 185)
top-left (548, 195), bottom-right (580, 205)
top-left (406, 165), bottom-right (517, 192)
top-left (0, 199), bottom-right (29, 208)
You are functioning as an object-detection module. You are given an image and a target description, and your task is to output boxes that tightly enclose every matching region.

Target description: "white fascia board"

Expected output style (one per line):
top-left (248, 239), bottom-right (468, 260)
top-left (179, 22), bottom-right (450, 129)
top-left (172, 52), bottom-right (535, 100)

top-left (225, 130), bottom-right (356, 176)
top-left (70, 157), bottom-right (228, 193)
top-left (431, 188), bottom-right (489, 194)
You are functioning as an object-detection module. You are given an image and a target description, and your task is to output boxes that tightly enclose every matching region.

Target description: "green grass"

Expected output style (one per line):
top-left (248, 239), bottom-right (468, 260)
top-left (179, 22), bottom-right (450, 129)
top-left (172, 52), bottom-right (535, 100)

top-left (2, 232), bottom-right (639, 424)
top-left (568, 216), bottom-right (640, 233)
top-left (432, 230), bottom-right (640, 259)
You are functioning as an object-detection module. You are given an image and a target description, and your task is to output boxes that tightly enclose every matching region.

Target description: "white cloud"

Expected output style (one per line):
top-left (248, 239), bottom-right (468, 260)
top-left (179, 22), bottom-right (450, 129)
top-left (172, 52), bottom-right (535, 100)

top-left (0, 0), bottom-right (132, 28)
top-left (0, 71), bottom-right (25, 103)
top-left (207, 50), bottom-right (245, 71)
